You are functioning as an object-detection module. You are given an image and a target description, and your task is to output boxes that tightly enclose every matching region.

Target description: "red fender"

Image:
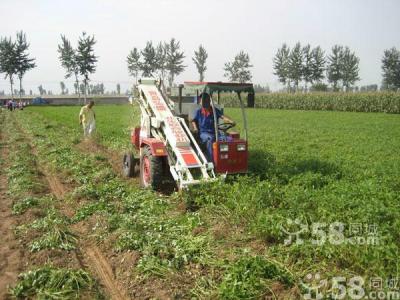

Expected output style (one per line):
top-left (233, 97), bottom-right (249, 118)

top-left (131, 127), bottom-right (141, 149)
top-left (140, 138), bottom-right (167, 156)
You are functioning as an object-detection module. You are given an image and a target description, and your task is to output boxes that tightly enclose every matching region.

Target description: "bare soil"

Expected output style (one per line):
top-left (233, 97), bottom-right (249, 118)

top-left (16, 118), bottom-right (130, 300)
top-left (0, 126), bottom-right (23, 299)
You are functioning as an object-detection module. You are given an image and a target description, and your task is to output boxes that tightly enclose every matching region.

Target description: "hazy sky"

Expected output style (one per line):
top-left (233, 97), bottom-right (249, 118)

top-left (1, 0), bottom-right (399, 93)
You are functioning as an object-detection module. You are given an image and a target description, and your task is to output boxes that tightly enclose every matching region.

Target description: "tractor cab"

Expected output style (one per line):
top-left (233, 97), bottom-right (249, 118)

top-left (169, 81), bottom-right (254, 174)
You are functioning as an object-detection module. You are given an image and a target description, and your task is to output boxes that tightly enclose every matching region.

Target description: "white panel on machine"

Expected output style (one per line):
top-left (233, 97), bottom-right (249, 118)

top-left (141, 84), bottom-right (190, 147)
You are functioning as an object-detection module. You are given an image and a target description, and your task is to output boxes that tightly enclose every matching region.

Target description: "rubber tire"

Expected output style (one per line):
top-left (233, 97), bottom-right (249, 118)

top-left (139, 146), bottom-right (163, 190)
top-left (122, 152), bottom-right (136, 177)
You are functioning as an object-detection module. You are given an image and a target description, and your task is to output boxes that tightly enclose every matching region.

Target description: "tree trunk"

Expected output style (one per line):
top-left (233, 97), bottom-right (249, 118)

top-left (74, 73), bottom-right (81, 105)
top-left (84, 79), bottom-right (87, 104)
top-left (9, 76), bottom-right (14, 100)
top-left (18, 77), bottom-right (22, 101)
top-left (169, 73), bottom-right (174, 89)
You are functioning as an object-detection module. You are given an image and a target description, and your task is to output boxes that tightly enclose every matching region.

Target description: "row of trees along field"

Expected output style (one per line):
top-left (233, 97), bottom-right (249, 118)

top-left (273, 43), bottom-right (360, 92)
top-left (273, 43), bottom-right (400, 92)
top-left (1, 31), bottom-right (399, 99)
top-left (58, 32), bottom-right (97, 102)
top-left (127, 40), bottom-right (253, 86)
top-left (0, 31), bottom-right (36, 100)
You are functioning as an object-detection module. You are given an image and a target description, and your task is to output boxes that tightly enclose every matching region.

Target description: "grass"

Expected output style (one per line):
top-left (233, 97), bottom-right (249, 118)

top-left (11, 105), bottom-right (400, 298)
top-left (26, 104), bottom-right (138, 150)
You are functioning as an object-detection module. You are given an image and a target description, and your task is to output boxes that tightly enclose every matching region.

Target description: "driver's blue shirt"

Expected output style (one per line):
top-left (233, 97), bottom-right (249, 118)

top-left (193, 108), bottom-right (222, 134)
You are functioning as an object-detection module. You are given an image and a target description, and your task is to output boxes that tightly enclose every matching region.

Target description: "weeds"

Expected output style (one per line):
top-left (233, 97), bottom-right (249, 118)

top-left (30, 227), bottom-right (77, 252)
top-left (218, 255), bottom-right (294, 299)
top-left (9, 265), bottom-right (103, 299)
top-left (13, 106), bottom-right (400, 297)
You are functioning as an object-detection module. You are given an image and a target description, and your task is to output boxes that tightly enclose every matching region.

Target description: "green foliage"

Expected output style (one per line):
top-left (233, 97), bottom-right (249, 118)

top-left (14, 105), bottom-right (400, 297)
top-left (15, 31), bottom-right (36, 97)
top-left (341, 46), bottom-right (360, 90)
top-left (218, 256), bottom-right (294, 299)
top-left (224, 50), bottom-right (252, 83)
top-left (155, 41), bottom-right (168, 81)
top-left (19, 209), bottom-right (77, 252)
top-left (0, 36), bottom-right (18, 97)
top-left (76, 32), bottom-right (97, 81)
top-left (310, 46), bottom-right (326, 84)
top-left (127, 47), bottom-right (141, 82)
top-left (288, 42), bottom-right (303, 90)
top-left (58, 35), bottom-right (81, 96)
top-left (192, 45), bottom-right (208, 82)
top-left (302, 44), bottom-right (313, 88)
top-left (30, 227), bottom-right (77, 252)
top-left (273, 43), bottom-right (290, 88)
top-left (12, 196), bottom-right (42, 215)
top-left (326, 45), bottom-right (360, 91)
top-left (9, 265), bottom-right (102, 299)
top-left (381, 47), bottom-right (400, 90)
top-left (141, 41), bottom-right (156, 77)
top-left (166, 38), bottom-right (186, 87)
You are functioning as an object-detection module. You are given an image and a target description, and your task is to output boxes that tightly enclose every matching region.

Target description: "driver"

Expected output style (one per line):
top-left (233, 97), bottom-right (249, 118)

top-left (191, 93), bottom-right (235, 161)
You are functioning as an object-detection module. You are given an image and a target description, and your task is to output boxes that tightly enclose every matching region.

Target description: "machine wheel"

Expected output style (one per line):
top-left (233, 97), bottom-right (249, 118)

top-left (122, 152), bottom-right (137, 177)
top-left (140, 146), bottom-right (163, 190)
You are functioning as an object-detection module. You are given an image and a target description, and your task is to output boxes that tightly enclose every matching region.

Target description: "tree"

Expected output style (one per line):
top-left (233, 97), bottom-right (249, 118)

top-left (341, 46), bottom-right (360, 91)
top-left (0, 37), bottom-right (18, 99)
top-left (288, 42), bottom-right (303, 91)
top-left (327, 45), bottom-right (344, 91)
top-left (15, 31), bottom-right (36, 101)
top-left (224, 50), bottom-right (253, 83)
top-left (192, 45), bottom-right (208, 81)
top-left (381, 47), bottom-right (400, 90)
top-left (38, 85), bottom-right (44, 95)
top-left (310, 46), bottom-right (326, 84)
top-left (116, 83), bottom-right (121, 95)
top-left (141, 41), bottom-right (156, 77)
top-left (58, 35), bottom-right (80, 99)
top-left (79, 83), bottom-right (85, 95)
top-left (76, 32), bottom-right (97, 103)
top-left (60, 81), bottom-right (66, 95)
top-left (127, 47), bottom-right (141, 84)
top-left (155, 42), bottom-right (168, 82)
top-left (273, 44), bottom-right (290, 91)
top-left (302, 44), bottom-right (313, 91)
top-left (165, 38), bottom-right (185, 88)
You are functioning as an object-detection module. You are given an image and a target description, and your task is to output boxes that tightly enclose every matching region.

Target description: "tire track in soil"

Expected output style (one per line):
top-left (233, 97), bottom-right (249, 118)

top-left (13, 115), bottom-right (129, 300)
top-left (0, 113), bottom-right (23, 299)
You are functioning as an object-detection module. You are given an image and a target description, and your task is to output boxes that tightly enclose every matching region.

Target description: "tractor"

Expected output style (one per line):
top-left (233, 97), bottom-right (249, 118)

top-left (122, 79), bottom-right (254, 190)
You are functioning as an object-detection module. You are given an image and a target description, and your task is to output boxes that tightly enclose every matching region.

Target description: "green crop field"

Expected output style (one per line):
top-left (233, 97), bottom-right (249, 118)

top-left (2, 105), bottom-right (399, 299)
top-left (221, 91), bottom-right (400, 113)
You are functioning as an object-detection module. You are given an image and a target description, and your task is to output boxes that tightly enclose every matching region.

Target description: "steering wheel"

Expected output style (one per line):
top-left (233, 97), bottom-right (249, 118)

top-left (218, 122), bottom-right (235, 132)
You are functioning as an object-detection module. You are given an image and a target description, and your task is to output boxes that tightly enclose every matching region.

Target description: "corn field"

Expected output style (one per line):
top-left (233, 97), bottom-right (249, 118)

top-left (220, 92), bottom-right (400, 113)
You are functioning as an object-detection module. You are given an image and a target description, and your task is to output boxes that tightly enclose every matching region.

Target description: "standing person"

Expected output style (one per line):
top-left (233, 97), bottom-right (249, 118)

top-left (79, 100), bottom-right (96, 137)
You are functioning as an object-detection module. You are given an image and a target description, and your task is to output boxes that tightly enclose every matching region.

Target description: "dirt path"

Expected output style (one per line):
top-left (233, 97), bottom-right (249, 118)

top-left (0, 113), bottom-right (23, 299)
top-left (85, 246), bottom-right (128, 300)
top-left (13, 115), bottom-right (130, 300)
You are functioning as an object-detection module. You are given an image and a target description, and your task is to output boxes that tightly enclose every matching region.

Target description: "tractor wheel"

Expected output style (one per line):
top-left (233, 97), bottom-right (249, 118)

top-left (140, 146), bottom-right (163, 190)
top-left (122, 152), bottom-right (137, 177)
